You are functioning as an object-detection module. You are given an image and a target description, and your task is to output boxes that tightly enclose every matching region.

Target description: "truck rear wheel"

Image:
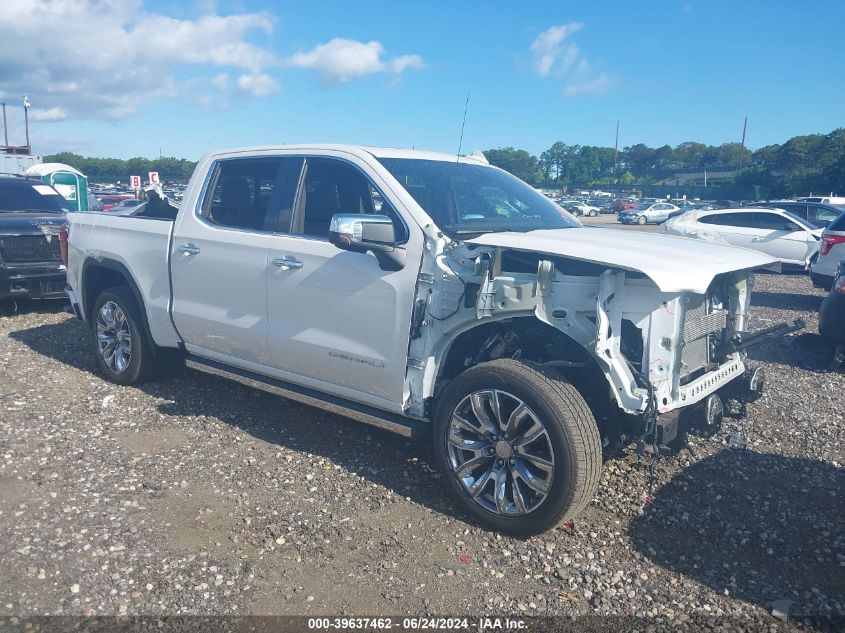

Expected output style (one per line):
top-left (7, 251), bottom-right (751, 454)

top-left (433, 359), bottom-right (602, 537)
top-left (91, 286), bottom-right (159, 385)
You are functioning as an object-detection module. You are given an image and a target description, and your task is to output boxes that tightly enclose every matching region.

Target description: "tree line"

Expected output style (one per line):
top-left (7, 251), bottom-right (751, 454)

top-left (42, 152), bottom-right (197, 183)
top-left (44, 128), bottom-right (844, 198)
top-left (484, 128), bottom-right (844, 198)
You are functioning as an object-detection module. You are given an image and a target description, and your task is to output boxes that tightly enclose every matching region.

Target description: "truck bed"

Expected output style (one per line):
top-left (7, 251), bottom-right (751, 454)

top-left (65, 212), bottom-right (181, 348)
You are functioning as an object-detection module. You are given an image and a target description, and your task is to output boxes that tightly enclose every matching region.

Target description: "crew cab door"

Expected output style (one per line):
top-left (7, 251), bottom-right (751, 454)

top-left (264, 154), bottom-right (423, 412)
top-left (170, 155), bottom-right (301, 365)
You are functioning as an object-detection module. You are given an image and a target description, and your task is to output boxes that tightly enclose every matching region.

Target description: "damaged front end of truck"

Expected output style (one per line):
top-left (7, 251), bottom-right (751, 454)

top-left (403, 228), bottom-right (801, 449)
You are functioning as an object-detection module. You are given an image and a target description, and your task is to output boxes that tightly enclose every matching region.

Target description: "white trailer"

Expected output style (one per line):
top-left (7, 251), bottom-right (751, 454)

top-left (0, 153), bottom-right (43, 176)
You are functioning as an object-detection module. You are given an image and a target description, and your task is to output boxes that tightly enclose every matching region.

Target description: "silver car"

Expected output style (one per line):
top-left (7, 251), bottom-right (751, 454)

top-left (619, 202), bottom-right (680, 225)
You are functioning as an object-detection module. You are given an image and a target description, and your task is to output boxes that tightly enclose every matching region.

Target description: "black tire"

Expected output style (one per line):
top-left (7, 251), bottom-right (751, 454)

top-left (91, 285), bottom-right (159, 385)
top-left (637, 215), bottom-right (647, 225)
top-left (433, 359), bottom-right (602, 537)
top-left (589, 210), bottom-right (598, 217)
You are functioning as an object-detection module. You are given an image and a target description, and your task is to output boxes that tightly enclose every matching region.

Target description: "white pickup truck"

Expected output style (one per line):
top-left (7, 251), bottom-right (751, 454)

top-left (65, 145), bottom-right (786, 536)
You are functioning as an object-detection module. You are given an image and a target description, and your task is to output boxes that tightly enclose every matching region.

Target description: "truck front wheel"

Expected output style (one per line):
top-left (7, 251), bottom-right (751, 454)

top-left (91, 286), bottom-right (159, 385)
top-left (433, 359), bottom-right (602, 537)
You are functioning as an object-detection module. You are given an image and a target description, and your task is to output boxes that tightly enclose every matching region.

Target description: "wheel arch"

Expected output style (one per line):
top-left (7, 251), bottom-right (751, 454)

top-left (81, 258), bottom-right (161, 358)
top-left (427, 316), bottom-right (631, 443)
top-left (431, 316), bottom-right (607, 399)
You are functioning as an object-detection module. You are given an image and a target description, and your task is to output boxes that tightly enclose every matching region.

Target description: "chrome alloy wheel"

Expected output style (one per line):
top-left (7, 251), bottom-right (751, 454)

top-left (96, 301), bottom-right (132, 373)
top-left (446, 390), bottom-right (555, 516)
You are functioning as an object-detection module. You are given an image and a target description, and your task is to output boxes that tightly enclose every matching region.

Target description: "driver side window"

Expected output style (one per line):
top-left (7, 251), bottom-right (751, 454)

top-left (293, 157), bottom-right (406, 240)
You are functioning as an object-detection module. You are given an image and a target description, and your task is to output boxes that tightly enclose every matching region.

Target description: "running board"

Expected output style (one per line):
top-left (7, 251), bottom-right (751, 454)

top-left (184, 356), bottom-right (426, 439)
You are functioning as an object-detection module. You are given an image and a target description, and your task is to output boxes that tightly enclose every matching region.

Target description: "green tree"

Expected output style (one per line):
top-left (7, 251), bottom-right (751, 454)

top-left (483, 147), bottom-right (540, 183)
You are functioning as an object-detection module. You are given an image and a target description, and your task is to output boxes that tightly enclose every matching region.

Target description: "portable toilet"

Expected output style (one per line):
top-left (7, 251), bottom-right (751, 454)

top-left (24, 163), bottom-right (89, 212)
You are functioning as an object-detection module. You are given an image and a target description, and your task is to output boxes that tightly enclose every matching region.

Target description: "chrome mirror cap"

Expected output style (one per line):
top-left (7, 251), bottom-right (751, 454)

top-left (329, 214), bottom-right (392, 246)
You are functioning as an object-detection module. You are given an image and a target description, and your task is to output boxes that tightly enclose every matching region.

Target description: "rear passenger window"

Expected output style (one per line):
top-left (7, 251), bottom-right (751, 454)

top-left (753, 212), bottom-right (796, 231)
top-left (202, 158), bottom-right (291, 231)
top-left (699, 212), bottom-right (754, 228)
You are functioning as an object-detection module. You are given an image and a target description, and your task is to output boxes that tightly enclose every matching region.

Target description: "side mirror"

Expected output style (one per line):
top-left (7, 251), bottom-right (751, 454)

top-left (328, 213), bottom-right (405, 271)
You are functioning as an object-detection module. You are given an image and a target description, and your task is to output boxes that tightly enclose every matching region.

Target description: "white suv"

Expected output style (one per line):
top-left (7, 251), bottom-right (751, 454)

top-left (811, 212), bottom-right (845, 289)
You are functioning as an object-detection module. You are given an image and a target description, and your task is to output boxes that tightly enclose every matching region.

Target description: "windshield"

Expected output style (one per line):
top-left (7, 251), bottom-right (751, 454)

top-left (0, 182), bottom-right (70, 213)
top-left (377, 158), bottom-right (580, 236)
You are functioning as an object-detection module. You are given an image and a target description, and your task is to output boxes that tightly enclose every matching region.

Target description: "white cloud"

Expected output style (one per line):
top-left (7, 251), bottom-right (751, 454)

top-left (29, 106), bottom-right (69, 122)
top-left (564, 73), bottom-right (614, 97)
top-left (530, 23), bottom-right (615, 98)
top-left (560, 44), bottom-right (580, 73)
top-left (0, 0), bottom-right (279, 120)
top-left (211, 73), bottom-right (230, 90)
top-left (287, 38), bottom-right (423, 86)
top-left (530, 23), bottom-right (583, 76)
top-left (236, 73), bottom-right (279, 97)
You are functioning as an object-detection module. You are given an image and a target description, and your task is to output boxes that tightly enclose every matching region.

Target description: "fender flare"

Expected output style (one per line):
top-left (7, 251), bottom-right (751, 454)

top-left (80, 257), bottom-right (162, 357)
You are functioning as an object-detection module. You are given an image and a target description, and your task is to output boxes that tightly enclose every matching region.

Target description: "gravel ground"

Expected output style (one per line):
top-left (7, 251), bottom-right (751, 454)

top-left (0, 271), bottom-right (842, 631)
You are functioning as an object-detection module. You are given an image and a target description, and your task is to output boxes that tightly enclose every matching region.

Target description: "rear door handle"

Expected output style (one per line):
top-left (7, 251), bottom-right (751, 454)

top-left (178, 243), bottom-right (200, 255)
top-left (272, 257), bottom-right (303, 270)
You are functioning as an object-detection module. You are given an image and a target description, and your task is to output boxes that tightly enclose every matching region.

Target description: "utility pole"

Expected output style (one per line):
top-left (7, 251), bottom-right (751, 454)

top-left (739, 116), bottom-right (748, 166)
top-left (23, 95), bottom-right (31, 151)
top-left (2, 103), bottom-right (7, 148)
top-left (613, 120), bottom-right (620, 183)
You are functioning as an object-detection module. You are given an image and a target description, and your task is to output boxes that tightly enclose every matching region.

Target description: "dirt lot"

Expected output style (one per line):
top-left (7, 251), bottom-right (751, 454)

top-left (0, 259), bottom-right (843, 628)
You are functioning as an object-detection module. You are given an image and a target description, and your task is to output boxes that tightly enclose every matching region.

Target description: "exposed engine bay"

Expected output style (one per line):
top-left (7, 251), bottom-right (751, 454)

top-left (402, 236), bottom-right (800, 446)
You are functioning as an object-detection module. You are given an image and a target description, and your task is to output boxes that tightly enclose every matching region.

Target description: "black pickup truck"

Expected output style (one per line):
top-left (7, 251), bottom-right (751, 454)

top-left (0, 177), bottom-right (69, 302)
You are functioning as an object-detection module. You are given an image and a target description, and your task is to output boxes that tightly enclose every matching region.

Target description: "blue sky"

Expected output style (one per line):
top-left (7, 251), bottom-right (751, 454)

top-left (1, 0), bottom-right (842, 160)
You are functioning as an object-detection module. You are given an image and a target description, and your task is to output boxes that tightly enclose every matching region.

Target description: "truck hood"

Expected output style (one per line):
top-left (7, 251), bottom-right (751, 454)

top-left (466, 227), bottom-right (779, 293)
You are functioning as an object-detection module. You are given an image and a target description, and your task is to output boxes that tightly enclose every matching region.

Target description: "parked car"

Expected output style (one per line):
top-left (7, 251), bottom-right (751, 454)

top-left (66, 144), bottom-right (782, 536)
top-left (565, 201), bottom-right (601, 217)
top-left (612, 199), bottom-right (636, 213)
top-left (667, 202), bottom-right (723, 220)
top-left (819, 259), bottom-right (845, 345)
top-left (112, 198), bottom-right (144, 211)
top-left (87, 193), bottom-right (104, 212)
top-left (797, 195), bottom-right (845, 207)
top-left (661, 208), bottom-right (822, 269)
top-left (96, 194), bottom-right (134, 211)
top-left (747, 200), bottom-right (844, 229)
top-left (618, 201), bottom-right (680, 225)
top-left (0, 177), bottom-right (69, 301)
top-left (810, 211), bottom-right (845, 289)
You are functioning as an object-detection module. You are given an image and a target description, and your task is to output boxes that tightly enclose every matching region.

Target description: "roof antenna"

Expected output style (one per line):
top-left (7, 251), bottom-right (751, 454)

top-left (456, 91), bottom-right (470, 161)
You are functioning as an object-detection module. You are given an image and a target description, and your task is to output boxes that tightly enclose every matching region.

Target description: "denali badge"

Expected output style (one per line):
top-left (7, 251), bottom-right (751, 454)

top-left (328, 350), bottom-right (385, 369)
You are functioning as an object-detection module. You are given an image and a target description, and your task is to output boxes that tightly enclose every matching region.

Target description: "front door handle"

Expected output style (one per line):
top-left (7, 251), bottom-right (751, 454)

top-left (272, 257), bottom-right (304, 270)
top-left (178, 243), bottom-right (200, 255)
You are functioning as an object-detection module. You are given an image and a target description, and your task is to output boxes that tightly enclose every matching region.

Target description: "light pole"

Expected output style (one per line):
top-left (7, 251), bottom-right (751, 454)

top-left (23, 95), bottom-right (32, 154)
top-left (23, 94), bottom-right (31, 151)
